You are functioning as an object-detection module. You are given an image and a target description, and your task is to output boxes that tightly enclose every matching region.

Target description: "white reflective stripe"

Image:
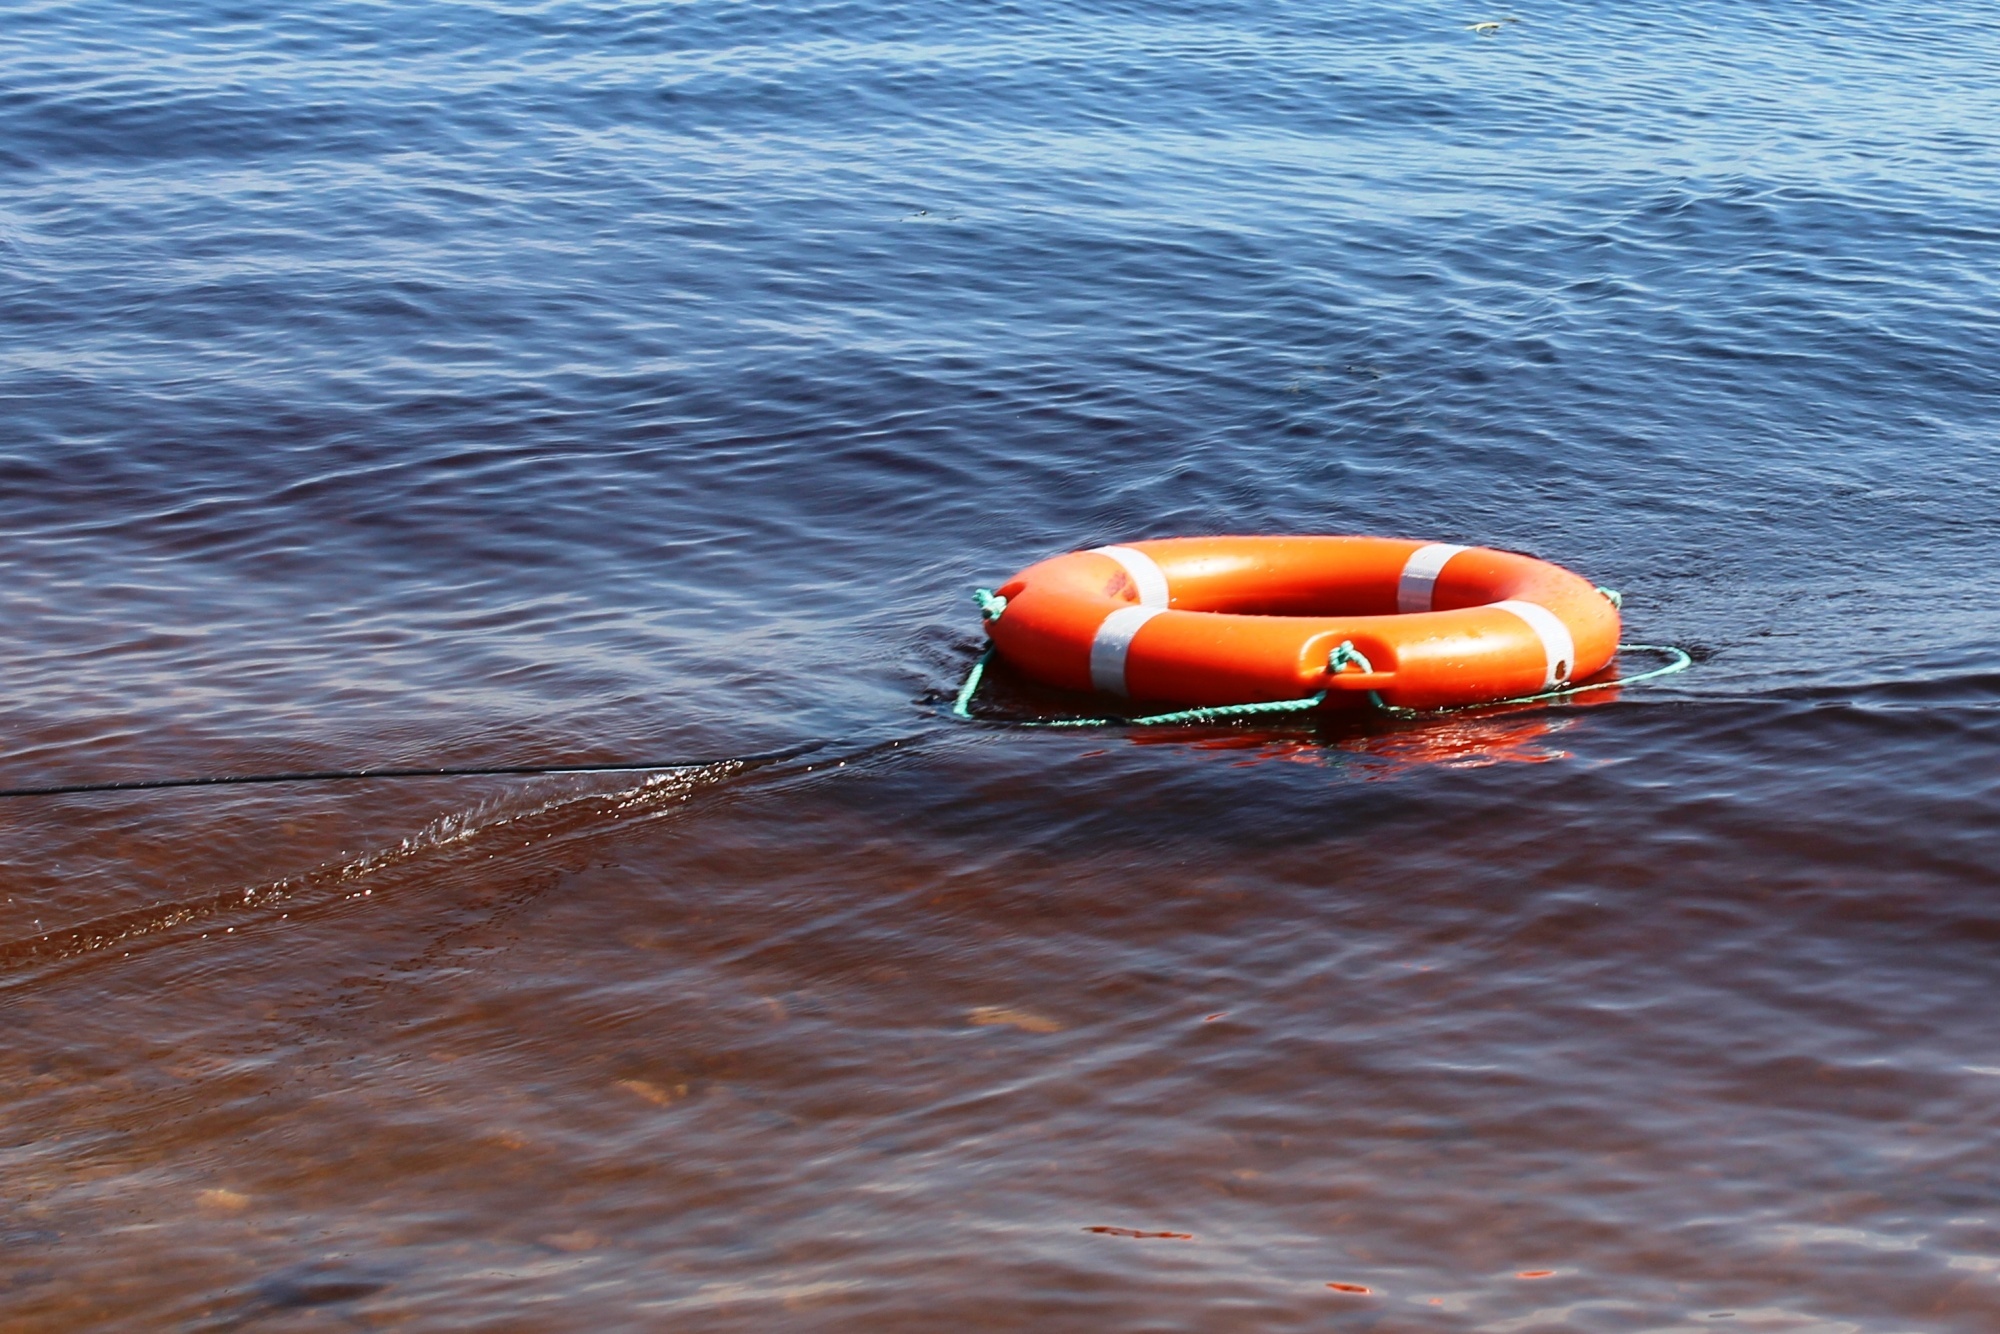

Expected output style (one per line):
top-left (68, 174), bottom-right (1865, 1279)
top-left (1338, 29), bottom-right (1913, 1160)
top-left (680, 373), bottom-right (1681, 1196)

top-left (1492, 600), bottom-right (1576, 690)
top-left (1089, 605), bottom-right (1166, 697)
top-left (1090, 545), bottom-right (1170, 608)
top-left (1396, 543), bottom-right (1467, 613)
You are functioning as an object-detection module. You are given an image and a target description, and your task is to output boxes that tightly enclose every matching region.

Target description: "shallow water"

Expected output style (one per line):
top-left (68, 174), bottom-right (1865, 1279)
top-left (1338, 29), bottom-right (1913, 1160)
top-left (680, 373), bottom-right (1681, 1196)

top-left (5, 0), bottom-right (2000, 1327)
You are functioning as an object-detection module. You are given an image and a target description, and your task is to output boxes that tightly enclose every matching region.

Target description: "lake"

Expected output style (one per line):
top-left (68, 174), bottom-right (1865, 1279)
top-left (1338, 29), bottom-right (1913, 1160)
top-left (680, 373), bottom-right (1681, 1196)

top-left (4, 0), bottom-right (2000, 1326)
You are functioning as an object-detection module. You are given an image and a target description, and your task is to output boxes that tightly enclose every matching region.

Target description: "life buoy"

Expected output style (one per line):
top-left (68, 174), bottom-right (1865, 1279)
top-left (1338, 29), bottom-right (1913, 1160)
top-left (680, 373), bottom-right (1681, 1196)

top-left (981, 536), bottom-right (1620, 712)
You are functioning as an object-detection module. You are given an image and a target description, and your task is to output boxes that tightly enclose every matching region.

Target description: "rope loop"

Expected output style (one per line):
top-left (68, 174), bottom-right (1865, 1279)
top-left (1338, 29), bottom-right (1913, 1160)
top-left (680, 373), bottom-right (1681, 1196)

top-left (952, 643), bottom-right (1691, 728)
top-left (973, 588), bottom-right (1009, 622)
top-left (1595, 586), bottom-right (1623, 609)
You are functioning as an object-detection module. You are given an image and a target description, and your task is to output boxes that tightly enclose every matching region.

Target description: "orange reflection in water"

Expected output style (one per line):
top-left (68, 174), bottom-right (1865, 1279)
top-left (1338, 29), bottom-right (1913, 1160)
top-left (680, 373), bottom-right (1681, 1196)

top-left (1337, 714), bottom-right (1574, 774)
top-left (1122, 709), bottom-right (1582, 775)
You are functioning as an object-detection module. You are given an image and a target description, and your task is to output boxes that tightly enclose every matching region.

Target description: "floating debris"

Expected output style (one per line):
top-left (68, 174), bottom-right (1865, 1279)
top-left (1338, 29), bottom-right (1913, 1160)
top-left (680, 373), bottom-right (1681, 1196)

top-left (968, 1005), bottom-right (1063, 1034)
top-left (616, 1078), bottom-right (681, 1107)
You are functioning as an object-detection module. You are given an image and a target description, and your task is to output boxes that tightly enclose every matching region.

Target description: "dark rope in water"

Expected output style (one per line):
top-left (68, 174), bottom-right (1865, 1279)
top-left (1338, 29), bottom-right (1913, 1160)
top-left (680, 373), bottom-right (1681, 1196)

top-left (0, 746), bottom-right (820, 801)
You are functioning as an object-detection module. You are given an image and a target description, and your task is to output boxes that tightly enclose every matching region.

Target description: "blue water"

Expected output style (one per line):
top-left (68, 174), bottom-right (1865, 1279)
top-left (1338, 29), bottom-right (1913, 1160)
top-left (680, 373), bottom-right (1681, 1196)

top-left (5, 1), bottom-right (2000, 1327)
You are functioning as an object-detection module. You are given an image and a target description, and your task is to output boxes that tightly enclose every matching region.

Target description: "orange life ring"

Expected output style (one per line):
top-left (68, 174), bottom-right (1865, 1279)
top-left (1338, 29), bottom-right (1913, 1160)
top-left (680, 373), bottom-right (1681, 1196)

top-left (982, 536), bottom-right (1620, 712)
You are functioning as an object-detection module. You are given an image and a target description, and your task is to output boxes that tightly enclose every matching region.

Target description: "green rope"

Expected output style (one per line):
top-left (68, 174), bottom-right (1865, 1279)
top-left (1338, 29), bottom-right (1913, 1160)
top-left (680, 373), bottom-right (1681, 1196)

top-left (951, 639), bottom-right (1692, 729)
top-left (953, 646), bottom-right (1330, 725)
top-left (951, 646), bottom-right (995, 720)
top-left (973, 588), bottom-right (1008, 622)
top-left (1033, 691), bottom-right (1328, 728)
top-left (1326, 640), bottom-right (1374, 675)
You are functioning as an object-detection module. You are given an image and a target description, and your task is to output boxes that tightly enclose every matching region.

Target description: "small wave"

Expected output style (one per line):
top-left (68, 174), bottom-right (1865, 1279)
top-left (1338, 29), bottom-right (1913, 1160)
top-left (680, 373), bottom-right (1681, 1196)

top-left (0, 759), bottom-right (748, 982)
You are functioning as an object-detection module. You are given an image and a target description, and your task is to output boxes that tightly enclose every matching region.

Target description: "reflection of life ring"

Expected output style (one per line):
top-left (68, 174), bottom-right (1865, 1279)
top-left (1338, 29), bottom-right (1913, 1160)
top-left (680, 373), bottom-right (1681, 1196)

top-left (981, 536), bottom-right (1620, 711)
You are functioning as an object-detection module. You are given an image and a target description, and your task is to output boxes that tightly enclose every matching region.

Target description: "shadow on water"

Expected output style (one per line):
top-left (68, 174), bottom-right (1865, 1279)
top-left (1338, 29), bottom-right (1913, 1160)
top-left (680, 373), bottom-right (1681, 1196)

top-left (194, 1258), bottom-right (406, 1331)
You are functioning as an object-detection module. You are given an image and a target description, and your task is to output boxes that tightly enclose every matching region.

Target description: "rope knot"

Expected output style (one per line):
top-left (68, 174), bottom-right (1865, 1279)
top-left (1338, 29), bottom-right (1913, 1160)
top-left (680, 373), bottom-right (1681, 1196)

top-left (1327, 640), bottom-right (1375, 675)
top-left (973, 588), bottom-right (1009, 622)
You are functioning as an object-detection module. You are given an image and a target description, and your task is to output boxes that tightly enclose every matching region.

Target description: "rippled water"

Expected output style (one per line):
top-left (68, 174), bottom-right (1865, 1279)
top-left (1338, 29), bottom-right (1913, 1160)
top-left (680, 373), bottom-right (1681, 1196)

top-left (5, 0), bottom-right (2000, 1326)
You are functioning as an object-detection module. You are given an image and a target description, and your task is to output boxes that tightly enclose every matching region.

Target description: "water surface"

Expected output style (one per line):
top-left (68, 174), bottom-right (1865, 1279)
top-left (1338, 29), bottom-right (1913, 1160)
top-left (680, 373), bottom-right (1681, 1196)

top-left (4, 0), bottom-right (2000, 1326)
